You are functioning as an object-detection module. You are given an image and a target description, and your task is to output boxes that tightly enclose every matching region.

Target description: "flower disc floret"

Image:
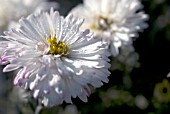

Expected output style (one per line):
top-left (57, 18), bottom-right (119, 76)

top-left (47, 37), bottom-right (68, 55)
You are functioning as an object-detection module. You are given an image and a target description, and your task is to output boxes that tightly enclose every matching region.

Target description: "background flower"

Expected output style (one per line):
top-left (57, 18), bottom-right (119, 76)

top-left (0, 0), bottom-right (59, 34)
top-left (70, 0), bottom-right (148, 56)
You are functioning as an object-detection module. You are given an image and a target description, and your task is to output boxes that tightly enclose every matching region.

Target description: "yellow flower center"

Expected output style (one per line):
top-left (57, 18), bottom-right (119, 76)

top-left (90, 16), bottom-right (111, 31)
top-left (47, 37), bottom-right (68, 55)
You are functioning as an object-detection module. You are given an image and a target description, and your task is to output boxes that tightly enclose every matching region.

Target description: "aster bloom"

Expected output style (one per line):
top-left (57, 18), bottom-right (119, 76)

top-left (70, 0), bottom-right (148, 56)
top-left (0, 0), bottom-right (58, 34)
top-left (0, 9), bottom-right (111, 107)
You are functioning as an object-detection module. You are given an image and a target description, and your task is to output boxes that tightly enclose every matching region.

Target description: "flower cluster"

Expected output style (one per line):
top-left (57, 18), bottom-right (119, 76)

top-left (0, 0), bottom-right (148, 108)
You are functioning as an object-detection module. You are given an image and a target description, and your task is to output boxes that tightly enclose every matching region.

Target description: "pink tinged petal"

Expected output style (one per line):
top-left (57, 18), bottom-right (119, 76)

top-left (24, 71), bottom-right (31, 78)
top-left (0, 55), bottom-right (8, 64)
top-left (83, 86), bottom-right (91, 97)
top-left (14, 67), bottom-right (26, 85)
top-left (3, 64), bottom-right (20, 72)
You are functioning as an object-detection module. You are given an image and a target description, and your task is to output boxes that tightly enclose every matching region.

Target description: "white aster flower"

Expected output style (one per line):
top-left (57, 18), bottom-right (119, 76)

top-left (0, 0), bottom-right (59, 34)
top-left (0, 9), bottom-right (111, 107)
top-left (70, 0), bottom-right (148, 56)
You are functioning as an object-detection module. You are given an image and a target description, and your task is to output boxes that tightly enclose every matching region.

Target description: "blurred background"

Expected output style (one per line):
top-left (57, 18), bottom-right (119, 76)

top-left (0, 0), bottom-right (170, 114)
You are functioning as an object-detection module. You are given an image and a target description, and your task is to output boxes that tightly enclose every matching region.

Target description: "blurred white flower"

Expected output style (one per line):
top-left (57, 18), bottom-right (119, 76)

top-left (100, 87), bottom-right (134, 107)
top-left (0, 9), bottom-right (110, 107)
top-left (111, 45), bottom-right (140, 72)
top-left (70, 0), bottom-right (148, 56)
top-left (0, 0), bottom-right (59, 34)
top-left (135, 95), bottom-right (149, 110)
